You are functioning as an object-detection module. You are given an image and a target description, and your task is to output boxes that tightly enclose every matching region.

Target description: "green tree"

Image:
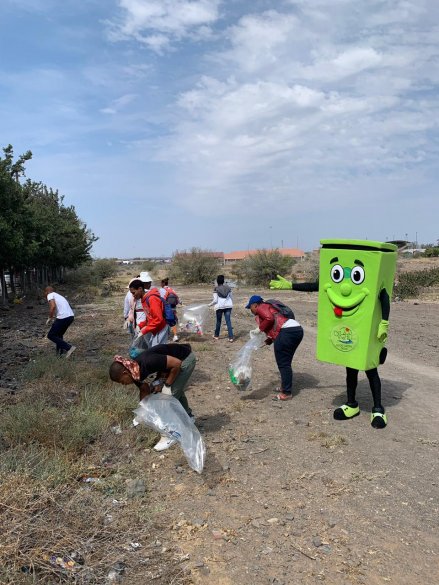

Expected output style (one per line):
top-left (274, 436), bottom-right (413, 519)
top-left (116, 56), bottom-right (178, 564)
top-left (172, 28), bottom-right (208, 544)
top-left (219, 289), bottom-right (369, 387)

top-left (0, 145), bottom-right (97, 298)
top-left (235, 249), bottom-right (296, 286)
top-left (170, 248), bottom-right (220, 284)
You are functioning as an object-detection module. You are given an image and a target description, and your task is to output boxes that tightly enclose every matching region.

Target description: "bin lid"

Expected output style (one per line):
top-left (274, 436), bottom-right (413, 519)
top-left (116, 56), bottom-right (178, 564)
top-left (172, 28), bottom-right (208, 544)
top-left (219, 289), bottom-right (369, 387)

top-left (320, 239), bottom-right (397, 252)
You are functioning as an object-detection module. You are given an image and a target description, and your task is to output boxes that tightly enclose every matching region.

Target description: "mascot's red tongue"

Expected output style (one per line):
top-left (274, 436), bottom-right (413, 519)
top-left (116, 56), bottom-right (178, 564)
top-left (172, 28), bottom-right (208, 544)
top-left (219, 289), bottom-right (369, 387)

top-left (334, 306), bottom-right (343, 317)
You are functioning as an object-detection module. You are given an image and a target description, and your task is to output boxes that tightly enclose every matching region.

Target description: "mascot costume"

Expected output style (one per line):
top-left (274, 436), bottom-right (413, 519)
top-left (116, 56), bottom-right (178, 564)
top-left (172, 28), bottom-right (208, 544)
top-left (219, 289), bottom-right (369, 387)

top-left (270, 239), bottom-right (397, 429)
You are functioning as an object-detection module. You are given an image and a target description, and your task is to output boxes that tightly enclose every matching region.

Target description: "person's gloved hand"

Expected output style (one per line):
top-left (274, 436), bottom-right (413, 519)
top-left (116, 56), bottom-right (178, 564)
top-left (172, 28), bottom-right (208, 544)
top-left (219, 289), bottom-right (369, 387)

top-left (264, 337), bottom-right (273, 346)
top-left (250, 327), bottom-right (262, 339)
top-left (269, 275), bottom-right (292, 290)
top-left (162, 384), bottom-right (172, 395)
top-left (46, 317), bottom-right (53, 326)
top-left (151, 380), bottom-right (163, 393)
top-left (377, 320), bottom-right (389, 343)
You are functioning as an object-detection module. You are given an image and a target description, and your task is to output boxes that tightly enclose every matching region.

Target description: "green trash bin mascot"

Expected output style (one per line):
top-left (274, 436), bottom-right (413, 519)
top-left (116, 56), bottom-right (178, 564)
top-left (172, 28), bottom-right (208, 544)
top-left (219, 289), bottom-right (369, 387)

top-left (270, 239), bottom-right (397, 429)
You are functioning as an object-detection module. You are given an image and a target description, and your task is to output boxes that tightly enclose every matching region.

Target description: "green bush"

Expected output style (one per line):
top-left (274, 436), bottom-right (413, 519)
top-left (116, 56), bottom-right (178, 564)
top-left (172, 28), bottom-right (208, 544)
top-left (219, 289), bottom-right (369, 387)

top-left (234, 249), bottom-right (296, 286)
top-left (423, 246), bottom-right (439, 257)
top-left (394, 267), bottom-right (439, 299)
top-left (65, 258), bottom-right (117, 287)
top-left (170, 247), bottom-right (220, 284)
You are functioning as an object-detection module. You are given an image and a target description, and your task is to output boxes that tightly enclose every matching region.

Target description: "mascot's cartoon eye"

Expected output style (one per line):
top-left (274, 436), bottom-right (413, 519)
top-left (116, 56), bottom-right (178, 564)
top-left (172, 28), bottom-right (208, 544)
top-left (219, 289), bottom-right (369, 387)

top-left (351, 266), bottom-right (365, 284)
top-left (330, 264), bottom-right (344, 283)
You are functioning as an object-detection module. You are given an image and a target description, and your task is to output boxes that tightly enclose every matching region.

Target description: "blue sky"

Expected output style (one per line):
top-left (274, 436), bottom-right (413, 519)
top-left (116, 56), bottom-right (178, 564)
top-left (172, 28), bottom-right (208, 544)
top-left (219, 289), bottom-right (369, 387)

top-left (1, 0), bottom-right (438, 257)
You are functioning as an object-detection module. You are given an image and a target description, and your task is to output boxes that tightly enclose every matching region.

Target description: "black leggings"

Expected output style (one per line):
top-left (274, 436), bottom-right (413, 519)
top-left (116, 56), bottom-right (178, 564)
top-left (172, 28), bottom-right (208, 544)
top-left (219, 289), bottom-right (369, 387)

top-left (346, 367), bottom-right (382, 410)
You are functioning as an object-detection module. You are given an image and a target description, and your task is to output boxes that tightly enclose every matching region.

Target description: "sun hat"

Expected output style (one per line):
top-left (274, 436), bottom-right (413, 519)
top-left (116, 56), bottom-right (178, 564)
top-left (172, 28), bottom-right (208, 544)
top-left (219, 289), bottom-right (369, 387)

top-left (140, 271), bottom-right (152, 283)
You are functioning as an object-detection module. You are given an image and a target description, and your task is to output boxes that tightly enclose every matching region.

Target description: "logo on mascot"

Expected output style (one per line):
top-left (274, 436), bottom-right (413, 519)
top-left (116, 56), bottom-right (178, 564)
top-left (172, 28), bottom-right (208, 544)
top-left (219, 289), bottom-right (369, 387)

top-left (331, 325), bottom-right (358, 352)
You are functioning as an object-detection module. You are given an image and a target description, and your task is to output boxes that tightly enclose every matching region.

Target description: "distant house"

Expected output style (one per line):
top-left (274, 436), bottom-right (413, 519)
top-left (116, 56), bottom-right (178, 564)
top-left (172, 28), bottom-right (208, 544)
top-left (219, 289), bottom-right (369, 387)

top-left (224, 248), bottom-right (305, 264)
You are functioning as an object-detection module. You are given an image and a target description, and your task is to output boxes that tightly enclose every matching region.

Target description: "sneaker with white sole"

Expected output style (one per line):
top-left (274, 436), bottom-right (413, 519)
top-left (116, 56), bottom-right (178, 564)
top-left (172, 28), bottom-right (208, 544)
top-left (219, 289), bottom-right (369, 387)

top-left (65, 345), bottom-right (76, 359)
top-left (153, 435), bottom-right (177, 451)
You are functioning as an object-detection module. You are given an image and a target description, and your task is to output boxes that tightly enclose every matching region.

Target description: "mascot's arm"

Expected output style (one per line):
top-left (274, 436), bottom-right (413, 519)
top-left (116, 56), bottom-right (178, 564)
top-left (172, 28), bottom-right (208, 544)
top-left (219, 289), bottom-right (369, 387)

top-left (292, 280), bottom-right (319, 292)
top-left (377, 288), bottom-right (390, 342)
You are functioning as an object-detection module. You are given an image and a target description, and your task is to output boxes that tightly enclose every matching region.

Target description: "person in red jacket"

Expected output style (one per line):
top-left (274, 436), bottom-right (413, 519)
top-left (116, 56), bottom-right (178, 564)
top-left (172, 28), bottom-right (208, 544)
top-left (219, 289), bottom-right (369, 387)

top-left (246, 295), bottom-right (304, 401)
top-left (129, 279), bottom-right (169, 347)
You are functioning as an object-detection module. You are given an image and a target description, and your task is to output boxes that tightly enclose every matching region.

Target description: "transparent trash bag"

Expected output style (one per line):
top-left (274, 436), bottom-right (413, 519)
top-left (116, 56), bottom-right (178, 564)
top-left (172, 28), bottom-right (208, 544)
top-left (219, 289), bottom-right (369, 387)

top-left (180, 303), bottom-right (209, 336)
top-left (228, 335), bottom-right (262, 391)
top-left (129, 333), bottom-right (152, 359)
top-left (134, 394), bottom-right (206, 473)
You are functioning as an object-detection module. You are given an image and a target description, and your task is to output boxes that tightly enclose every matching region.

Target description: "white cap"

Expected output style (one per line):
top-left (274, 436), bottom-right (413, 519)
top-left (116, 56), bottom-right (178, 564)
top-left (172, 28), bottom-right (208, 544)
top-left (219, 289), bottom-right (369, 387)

top-left (140, 271), bottom-right (152, 283)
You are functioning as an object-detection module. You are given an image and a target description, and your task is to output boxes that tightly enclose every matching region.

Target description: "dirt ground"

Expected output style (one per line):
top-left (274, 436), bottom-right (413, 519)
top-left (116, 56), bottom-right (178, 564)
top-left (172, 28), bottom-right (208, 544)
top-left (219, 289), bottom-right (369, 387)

top-left (1, 285), bottom-right (438, 585)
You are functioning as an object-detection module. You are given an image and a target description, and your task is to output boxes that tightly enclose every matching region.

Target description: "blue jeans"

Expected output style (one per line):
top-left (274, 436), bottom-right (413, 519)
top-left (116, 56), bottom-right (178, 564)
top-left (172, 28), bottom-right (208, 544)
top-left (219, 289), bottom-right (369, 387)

top-left (273, 326), bottom-right (304, 393)
top-left (215, 308), bottom-right (233, 339)
top-left (47, 316), bottom-right (74, 354)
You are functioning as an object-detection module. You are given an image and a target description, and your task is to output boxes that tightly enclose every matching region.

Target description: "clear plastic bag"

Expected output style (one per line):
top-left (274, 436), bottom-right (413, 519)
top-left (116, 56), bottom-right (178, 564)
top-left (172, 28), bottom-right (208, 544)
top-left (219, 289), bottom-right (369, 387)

top-left (129, 333), bottom-right (151, 359)
top-left (180, 303), bottom-right (209, 336)
top-left (228, 335), bottom-right (263, 390)
top-left (134, 394), bottom-right (206, 473)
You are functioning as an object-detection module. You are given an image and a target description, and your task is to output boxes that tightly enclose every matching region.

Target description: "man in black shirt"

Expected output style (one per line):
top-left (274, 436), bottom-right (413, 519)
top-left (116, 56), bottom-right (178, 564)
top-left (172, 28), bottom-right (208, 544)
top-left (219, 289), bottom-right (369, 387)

top-left (110, 344), bottom-right (196, 449)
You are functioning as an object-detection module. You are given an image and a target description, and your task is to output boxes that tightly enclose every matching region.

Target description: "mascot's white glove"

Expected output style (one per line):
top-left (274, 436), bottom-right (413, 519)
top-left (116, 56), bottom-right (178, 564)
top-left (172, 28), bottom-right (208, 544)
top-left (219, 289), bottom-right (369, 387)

top-left (162, 384), bottom-right (172, 395)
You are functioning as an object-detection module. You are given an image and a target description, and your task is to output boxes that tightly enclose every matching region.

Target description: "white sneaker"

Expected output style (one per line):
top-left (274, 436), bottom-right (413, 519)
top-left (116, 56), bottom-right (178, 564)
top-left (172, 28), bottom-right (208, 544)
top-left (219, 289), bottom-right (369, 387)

top-left (154, 435), bottom-right (177, 451)
top-left (173, 335), bottom-right (179, 342)
top-left (65, 345), bottom-right (76, 359)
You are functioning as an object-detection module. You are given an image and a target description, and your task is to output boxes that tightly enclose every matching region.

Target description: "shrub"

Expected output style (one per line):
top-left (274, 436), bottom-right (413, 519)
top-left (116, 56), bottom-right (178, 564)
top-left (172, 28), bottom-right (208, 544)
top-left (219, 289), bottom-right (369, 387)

top-left (235, 249), bottom-right (296, 286)
top-left (0, 444), bottom-right (77, 485)
top-left (170, 247), bottom-right (220, 284)
top-left (65, 258), bottom-right (117, 287)
top-left (423, 246), bottom-right (439, 257)
top-left (0, 383), bottom-right (135, 453)
top-left (394, 267), bottom-right (439, 299)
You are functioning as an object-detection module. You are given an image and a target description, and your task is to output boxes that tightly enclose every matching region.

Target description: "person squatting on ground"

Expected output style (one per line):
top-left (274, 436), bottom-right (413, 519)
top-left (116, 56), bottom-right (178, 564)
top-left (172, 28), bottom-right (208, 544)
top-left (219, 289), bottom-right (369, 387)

top-left (269, 239), bottom-right (396, 428)
top-left (160, 277), bottom-right (180, 342)
top-left (246, 295), bottom-right (303, 401)
top-left (44, 286), bottom-right (76, 358)
top-left (129, 275), bottom-right (169, 347)
top-left (109, 343), bottom-right (196, 451)
top-left (209, 275), bottom-right (234, 342)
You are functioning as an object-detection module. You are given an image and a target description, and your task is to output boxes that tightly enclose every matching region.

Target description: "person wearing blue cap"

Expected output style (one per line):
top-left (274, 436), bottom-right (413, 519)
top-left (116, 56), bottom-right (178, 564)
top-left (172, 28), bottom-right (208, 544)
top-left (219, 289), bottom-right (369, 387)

top-left (246, 295), bottom-right (303, 401)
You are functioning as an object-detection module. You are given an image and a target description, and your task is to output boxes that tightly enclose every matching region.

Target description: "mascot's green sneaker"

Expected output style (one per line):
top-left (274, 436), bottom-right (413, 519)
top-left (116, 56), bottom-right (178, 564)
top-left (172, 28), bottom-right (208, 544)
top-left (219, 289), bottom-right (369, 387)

top-left (371, 409), bottom-right (387, 429)
top-left (333, 403), bottom-right (360, 420)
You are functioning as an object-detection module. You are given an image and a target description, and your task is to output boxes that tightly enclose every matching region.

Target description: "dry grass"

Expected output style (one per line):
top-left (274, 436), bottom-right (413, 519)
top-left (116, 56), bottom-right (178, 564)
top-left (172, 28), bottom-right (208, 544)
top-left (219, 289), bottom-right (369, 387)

top-left (0, 333), bottom-right (190, 583)
top-left (308, 431), bottom-right (348, 449)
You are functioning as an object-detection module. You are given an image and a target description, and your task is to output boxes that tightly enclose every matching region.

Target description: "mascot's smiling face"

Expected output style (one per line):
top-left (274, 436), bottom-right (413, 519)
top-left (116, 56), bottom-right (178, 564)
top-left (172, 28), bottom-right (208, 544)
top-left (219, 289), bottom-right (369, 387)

top-left (324, 256), bottom-right (370, 318)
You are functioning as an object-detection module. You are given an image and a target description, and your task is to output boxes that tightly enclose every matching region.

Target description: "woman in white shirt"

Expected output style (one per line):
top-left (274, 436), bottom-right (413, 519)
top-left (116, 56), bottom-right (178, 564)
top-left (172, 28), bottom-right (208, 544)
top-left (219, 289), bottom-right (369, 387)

top-left (209, 275), bottom-right (234, 342)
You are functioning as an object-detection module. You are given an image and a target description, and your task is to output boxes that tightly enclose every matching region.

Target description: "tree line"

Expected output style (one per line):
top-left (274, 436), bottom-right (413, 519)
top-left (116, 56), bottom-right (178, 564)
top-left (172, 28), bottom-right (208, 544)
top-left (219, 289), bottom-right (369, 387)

top-left (0, 145), bottom-right (96, 303)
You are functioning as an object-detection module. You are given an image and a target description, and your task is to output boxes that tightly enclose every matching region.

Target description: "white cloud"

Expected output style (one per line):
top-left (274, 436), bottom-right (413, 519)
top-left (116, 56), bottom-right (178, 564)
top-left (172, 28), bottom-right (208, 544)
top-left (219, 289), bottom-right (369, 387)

top-left (100, 93), bottom-right (138, 115)
top-left (145, 1), bottom-right (439, 220)
top-left (107, 0), bottom-right (221, 51)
